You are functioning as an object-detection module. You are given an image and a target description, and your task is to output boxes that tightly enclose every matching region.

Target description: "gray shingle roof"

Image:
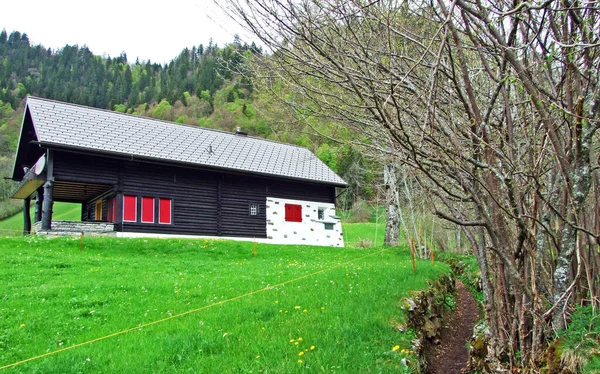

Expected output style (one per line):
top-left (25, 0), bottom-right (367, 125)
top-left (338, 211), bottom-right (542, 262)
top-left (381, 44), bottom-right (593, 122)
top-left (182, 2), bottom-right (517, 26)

top-left (26, 97), bottom-right (347, 186)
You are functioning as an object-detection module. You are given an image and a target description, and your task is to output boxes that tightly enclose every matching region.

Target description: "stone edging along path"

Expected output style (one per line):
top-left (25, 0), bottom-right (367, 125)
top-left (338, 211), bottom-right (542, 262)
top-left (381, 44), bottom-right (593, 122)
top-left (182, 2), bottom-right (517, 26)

top-left (402, 275), bottom-right (481, 374)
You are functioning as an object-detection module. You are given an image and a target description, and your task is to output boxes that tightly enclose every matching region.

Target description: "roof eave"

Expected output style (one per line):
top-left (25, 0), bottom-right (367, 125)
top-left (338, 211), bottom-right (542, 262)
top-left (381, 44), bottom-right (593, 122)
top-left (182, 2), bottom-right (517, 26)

top-left (37, 142), bottom-right (349, 188)
top-left (11, 100), bottom-right (37, 181)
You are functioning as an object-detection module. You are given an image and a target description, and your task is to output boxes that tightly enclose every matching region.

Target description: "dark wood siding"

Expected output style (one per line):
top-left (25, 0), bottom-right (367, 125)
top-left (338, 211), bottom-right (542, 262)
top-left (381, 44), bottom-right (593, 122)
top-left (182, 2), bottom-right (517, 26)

top-left (50, 150), bottom-right (337, 238)
top-left (121, 163), bottom-right (219, 236)
top-left (53, 152), bottom-right (120, 184)
top-left (267, 180), bottom-right (335, 203)
top-left (221, 175), bottom-right (267, 237)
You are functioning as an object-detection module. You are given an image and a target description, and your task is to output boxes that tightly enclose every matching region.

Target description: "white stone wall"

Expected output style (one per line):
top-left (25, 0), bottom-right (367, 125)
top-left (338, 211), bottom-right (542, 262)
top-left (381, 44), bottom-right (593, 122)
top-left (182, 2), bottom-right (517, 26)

top-left (266, 197), bottom-right (344, 247)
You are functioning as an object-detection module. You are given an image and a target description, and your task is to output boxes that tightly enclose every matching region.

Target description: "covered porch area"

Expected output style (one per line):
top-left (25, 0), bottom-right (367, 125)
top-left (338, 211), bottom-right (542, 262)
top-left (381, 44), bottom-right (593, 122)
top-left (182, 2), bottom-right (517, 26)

top-left (12, 177), bottom-right (117, 236)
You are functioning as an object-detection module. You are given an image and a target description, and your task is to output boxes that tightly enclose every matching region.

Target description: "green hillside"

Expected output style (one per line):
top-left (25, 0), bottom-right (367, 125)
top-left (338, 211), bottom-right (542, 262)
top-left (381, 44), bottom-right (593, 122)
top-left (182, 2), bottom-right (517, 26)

top-left (0, 29), bottom-right (373, 221)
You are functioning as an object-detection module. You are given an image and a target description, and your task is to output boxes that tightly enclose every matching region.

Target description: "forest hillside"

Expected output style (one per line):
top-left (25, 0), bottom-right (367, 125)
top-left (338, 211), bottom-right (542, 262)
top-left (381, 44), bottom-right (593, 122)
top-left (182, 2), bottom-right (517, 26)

top-left (0, 29), bottom-right (375, 220)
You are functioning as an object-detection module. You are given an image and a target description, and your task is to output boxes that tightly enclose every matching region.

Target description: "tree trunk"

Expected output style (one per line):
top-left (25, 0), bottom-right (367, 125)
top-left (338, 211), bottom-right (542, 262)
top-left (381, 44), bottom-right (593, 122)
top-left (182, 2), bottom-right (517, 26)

top-left (384, 162), bottom-right (400, 246)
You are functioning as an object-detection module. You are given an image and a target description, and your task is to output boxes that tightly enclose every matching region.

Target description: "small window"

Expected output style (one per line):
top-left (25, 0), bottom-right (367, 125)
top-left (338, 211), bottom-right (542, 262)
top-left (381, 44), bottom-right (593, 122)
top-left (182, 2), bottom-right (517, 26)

top-left (123, 195), bottom-right (137, 222)
top-left (318, 207), bottom-right (325, 220)
top-left (285, 204), bottom-right (302, 222)
top-left (324, 222), bottom-right (334, 230)
top-left (249, 203), bottom-right (259, 216)
top-left (159, 198), bottom-right (172, 224)
top-left (141, 197), bottom-right (155, 223)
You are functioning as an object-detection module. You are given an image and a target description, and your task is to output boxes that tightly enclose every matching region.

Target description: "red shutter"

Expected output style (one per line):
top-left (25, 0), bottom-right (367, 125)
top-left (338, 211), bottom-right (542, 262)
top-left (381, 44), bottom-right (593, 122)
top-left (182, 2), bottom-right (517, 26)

top-left (141, 197), bottom-right (155, 223)
top-left (159, 198), bottom-right (171, 224)
top-left (123, 195), bottom-right (137, 222)
top-left (285, 204), bottom-right (302, 222)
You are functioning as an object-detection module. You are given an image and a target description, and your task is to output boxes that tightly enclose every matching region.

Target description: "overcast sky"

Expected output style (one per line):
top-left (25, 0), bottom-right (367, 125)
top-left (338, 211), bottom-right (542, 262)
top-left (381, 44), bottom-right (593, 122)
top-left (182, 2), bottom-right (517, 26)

top-left (0, 0), bottom-right (254, 64)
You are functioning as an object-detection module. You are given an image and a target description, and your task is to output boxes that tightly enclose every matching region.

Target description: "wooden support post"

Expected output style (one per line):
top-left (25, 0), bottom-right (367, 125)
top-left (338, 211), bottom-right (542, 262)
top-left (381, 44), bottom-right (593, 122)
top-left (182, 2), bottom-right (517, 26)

top-left (411, 238), bottom-right (416, 273)
top-left (41, 150), bottom-right (54, 231)
top-left (34, 187), bottom-right (43, 223)
top-left (41, 180), bottom-right (54, 230)
top-left (115, 191), bottom-right (123, 231)
top-left (430, 241), bottom-right (435, 265)
top-left (23, 198), bottom-right (31, 235)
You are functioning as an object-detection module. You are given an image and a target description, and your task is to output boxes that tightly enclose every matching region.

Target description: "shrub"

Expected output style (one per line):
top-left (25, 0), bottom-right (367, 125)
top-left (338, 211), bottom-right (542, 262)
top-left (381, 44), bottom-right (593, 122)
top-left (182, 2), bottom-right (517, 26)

top-left (355, 237), bottom-right (372, 248)
top-left (345, 200), bottom-right (371, 223)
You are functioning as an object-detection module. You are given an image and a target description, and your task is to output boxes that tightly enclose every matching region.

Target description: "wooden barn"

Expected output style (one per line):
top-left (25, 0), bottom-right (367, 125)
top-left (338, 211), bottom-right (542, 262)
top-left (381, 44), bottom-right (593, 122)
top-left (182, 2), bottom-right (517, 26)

top-left (11, 97), bottom-right (347, 246)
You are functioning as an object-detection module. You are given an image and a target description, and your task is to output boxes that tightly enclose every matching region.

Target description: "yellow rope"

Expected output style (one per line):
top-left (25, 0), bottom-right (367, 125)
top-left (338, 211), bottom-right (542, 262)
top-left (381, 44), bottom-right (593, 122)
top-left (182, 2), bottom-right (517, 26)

top-left (1, 248), bottom-right (387, 370)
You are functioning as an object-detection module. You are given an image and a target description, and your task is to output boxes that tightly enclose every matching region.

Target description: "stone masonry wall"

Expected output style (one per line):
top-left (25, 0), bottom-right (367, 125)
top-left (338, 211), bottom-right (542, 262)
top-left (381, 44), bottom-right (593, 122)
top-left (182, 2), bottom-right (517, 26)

top-left (33, 221), bottom-right (116, 236)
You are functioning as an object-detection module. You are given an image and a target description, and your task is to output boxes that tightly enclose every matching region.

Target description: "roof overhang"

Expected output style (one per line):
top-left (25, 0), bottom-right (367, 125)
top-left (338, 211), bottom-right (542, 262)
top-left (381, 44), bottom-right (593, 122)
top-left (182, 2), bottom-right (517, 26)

top-left (37, 141), bottom-right (349, 188)
top-left (11, 103), bottom-right (44, 181)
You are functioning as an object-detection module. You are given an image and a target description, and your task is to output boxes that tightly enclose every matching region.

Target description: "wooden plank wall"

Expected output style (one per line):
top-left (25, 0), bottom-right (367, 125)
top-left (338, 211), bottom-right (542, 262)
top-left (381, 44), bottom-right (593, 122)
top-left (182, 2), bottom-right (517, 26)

top-left (51, 150), bottom-right (336, 238)
top-left (221, 174), bottom-right (267, 237)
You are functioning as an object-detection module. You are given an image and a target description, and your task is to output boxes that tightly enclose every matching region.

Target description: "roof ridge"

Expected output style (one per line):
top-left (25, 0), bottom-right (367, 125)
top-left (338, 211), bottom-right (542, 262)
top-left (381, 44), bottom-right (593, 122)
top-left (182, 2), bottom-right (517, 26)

top-left (26, 96), bottom-right (314, 152)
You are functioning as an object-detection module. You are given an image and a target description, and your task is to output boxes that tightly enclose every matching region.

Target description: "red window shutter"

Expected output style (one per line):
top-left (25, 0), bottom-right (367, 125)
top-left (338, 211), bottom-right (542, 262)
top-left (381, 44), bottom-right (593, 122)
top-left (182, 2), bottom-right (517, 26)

top-left (141, 197), bottom-right (155, 223)
top-left (123, 195), bottom-right (137, 222)
top-left (285, 204), bottom-right (302, 222)
top-left (159, 198), bottom-right (172, 224)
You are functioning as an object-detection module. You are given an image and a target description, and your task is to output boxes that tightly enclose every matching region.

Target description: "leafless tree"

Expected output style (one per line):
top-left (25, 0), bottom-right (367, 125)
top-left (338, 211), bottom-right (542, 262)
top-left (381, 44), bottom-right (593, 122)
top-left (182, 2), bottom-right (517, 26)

top-left (221, 0), bottom-right (600, 369)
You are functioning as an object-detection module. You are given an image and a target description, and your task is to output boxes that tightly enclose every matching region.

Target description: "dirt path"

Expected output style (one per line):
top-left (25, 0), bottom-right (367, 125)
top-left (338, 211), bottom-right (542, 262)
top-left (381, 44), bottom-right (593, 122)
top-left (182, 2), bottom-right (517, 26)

top-left (426, 280), bottom-right (481, 374)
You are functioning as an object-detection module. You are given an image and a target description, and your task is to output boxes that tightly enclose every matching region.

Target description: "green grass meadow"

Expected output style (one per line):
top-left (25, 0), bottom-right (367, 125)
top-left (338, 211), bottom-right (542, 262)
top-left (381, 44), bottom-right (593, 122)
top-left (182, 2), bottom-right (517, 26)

top-left (0, 233), bottom-right (448, 373)
top-left (341, 222), bottom-right (385, 248)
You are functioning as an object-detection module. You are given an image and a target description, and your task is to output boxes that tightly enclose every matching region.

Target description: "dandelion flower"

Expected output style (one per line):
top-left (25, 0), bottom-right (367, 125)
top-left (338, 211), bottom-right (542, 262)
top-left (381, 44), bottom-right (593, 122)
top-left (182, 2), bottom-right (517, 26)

top-left (19, 324), bottom-right (25, 328)
top-left (290, 339), bottom-right (295, 343)
top-left (310, 346), bottom-right (315, 350)
top-left (303, 309), bottom-right (307, 313)
top-left (298, 359), bottom-right (303, 363)
top-left (392, 345), bottom-right (400, 351)
top-left (298, 337), bottom-right (303, 341)
top-left (256, 355), bottom-right (260, 359)
top-left (295, 306), bottom-right (301, 309)
top-left (299, 351), bottom-right (304, 356)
